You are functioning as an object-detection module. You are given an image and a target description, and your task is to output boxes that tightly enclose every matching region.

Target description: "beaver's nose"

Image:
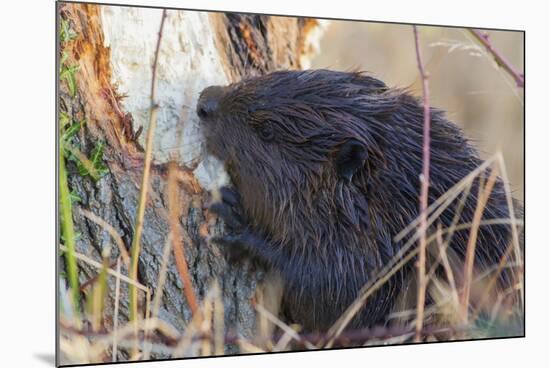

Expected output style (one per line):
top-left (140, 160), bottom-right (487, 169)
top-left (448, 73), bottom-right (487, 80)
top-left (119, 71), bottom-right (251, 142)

top-left (197, 85), bottom-right (226, 120)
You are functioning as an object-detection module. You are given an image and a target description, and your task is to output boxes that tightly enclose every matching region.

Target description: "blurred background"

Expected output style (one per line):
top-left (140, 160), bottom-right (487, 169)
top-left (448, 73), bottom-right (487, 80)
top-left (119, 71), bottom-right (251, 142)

top-left (311, 22), bottom-right (524, 200)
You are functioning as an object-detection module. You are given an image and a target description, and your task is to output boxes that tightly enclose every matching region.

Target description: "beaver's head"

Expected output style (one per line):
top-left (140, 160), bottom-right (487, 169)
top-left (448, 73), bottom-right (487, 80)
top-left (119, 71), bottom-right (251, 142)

top-left (198, 71), bottom-right (402, 191)
top-left (196, 70), bottom-right (414, 243)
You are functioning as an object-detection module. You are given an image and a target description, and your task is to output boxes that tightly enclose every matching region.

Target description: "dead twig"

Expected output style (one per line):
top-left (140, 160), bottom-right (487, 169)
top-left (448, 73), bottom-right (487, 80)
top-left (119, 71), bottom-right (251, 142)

top-left (413, 24), bottom-right (431, 343)
top-left (128, 9), bottom-right (168, 358)
top-left (167, 161), bottom-right (199, 315)
top-left (469, 29), bottom-right (524, 88)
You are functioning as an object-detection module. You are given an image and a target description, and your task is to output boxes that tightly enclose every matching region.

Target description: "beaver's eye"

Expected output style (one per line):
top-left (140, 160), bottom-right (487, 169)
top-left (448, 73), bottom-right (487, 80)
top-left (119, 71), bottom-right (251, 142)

top-left (258, 124), bottom-right (274, 141)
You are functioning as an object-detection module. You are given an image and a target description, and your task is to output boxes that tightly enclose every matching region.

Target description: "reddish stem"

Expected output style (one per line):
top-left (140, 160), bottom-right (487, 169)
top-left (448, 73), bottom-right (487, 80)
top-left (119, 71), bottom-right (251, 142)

top-left (470, 29), bottom-right (524, 88)
top-left (413, 25), bottom-right (431, 343)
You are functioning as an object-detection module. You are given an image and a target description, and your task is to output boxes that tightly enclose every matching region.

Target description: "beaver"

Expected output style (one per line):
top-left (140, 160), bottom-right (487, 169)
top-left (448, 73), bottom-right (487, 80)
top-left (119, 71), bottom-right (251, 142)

top-left (197, 69), bottom-right (522, 332)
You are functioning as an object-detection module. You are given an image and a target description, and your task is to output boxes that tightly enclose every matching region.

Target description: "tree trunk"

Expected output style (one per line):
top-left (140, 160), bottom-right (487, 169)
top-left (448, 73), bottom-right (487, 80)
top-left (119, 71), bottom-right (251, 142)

top-left (58, 2), bottom-right (325, 361)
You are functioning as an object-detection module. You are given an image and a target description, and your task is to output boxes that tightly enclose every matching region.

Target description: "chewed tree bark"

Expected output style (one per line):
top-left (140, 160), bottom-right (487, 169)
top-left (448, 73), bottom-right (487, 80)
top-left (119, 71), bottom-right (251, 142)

top-left (58, 2), bottom-right (325, 360)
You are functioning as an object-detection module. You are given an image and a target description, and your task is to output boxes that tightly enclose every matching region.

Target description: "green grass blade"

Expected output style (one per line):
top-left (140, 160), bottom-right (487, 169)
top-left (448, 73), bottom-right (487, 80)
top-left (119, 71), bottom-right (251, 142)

top-left (59, 140), bottom-right (80, 314)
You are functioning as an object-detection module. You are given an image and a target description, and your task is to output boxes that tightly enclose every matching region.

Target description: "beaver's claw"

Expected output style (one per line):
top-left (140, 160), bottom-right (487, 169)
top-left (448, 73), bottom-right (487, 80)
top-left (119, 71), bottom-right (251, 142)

top-left (209, 186), bottom-right (251, 261)
top-left (209, 186), bottom-right (245, 231)
top-left (209, 233), bottom-right (248, 261)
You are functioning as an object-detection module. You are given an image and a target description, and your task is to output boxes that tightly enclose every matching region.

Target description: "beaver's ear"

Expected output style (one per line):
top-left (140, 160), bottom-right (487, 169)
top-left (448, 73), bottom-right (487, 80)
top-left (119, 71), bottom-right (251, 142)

top-left (334, 139), bottom-right (367, 182)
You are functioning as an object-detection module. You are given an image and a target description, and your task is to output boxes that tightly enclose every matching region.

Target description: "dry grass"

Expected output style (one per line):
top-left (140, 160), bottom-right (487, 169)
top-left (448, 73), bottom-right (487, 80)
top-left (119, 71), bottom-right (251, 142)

top-left (58, 151), bottom-right (524, 365)
top-left (126, 9), bottom-right (167, 359)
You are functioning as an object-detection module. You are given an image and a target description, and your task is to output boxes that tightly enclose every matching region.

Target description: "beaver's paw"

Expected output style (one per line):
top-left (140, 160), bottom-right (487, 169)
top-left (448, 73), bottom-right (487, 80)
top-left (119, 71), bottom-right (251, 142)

top-left (208, 187), bottom-right (251, 262)
top-left (210, 234), bottom-right (250, 263)
top-left (210, 231), bottom-right (269, 264)
top-left (208, 186), bottom-right (245, 231)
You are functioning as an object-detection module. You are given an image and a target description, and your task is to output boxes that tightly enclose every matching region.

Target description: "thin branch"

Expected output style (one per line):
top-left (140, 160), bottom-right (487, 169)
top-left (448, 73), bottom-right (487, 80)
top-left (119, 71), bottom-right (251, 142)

top-left (128, 8), bottom-right (167, 358)
top-left (413, 25), bottom-right (431, 343)
top-left (167, 161), bottom-right (200, 315)
top-left (469, 29), bottom-right (524, 88)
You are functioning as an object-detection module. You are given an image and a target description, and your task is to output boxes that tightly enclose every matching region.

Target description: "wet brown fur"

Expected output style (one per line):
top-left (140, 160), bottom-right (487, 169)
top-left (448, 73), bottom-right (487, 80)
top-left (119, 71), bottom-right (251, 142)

top-left (199, 70), bottom-right (522, 331)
